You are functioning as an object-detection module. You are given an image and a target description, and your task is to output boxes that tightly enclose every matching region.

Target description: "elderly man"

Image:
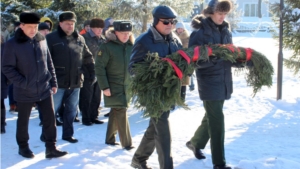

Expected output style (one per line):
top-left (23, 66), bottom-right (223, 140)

top-left (129, 6), bottom-right (182, 169)
top-left (2, 12), bottom-right (67, 159)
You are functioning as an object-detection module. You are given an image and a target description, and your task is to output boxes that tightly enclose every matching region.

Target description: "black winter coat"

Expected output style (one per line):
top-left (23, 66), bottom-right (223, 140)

top-left (46, 26), bottom-right (95, 88)
top-left (2, 29), bottom-right (57, 102)
top-left (1, 43), bottom-right (8, 99)
top-left (129, 26), bottom-right (182, 72)
top-left (82, 30), bottom-right (106, 79)
top-left (189, 15), bottom-right (237, 101)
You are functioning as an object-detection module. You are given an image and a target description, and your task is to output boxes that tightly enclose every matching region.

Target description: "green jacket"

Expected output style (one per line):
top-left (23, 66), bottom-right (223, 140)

top-left (95, 29), bottom-right (133, 108)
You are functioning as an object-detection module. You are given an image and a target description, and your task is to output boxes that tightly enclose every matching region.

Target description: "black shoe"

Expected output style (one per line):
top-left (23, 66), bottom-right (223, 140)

top-left (186, 141), bottom-right (206, 159)
top-left (213, 164), bottom-right (232, 169)
top-left (56, 118), bottom-right (63, 126)
top-left (46, 148), bottom-right (68, 158)
top-left (124, 146), bottom-right (135, 151)
top-left (19, 147), bottom-right (34, 158)
top-left (82, 121), bottom-right (93, 126)
top-left (105, 142), bottom-right (120, 146)
top-left (104, 113), bottom-right (110, 117)
top-left (92, 119), bottom-right (104, 124)
top-left (1, 126), bottom-right (5, 134)
top-left (62, 137), bottom-right (78, 143)
top-left (74, 117), bottom-right (80, 122)
top-left (40, 134), bottom-right (46, 142)
top-left (39, 121), bottom-right (43, 126)
top-left (130, 161), bottom-right (152, 169)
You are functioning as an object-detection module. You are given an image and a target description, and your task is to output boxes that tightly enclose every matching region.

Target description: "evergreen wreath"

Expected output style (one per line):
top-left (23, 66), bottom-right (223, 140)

top-left (129, 44), bottom-right (274, 119)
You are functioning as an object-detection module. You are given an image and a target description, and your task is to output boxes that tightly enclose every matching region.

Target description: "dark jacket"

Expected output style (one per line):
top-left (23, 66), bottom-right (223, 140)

top-left (2, 29), bottom-right (57, 102)
top-left (82, 30), bottom-right (106, 79)
top-left (129, 26), bottom-right (182, 73)
top-left (46, 26), bottom-right (95, 88)
top-left (189, 15), bottom-right (235, 101)
top-left (95, 29), bottom-right (133, 108)
top-left (1, 43), bottom-right (8, 99)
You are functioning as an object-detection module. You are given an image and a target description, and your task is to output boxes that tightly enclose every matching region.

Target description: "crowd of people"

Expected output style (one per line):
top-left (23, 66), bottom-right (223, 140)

top-left (1, 0), bottom-right (243, 168)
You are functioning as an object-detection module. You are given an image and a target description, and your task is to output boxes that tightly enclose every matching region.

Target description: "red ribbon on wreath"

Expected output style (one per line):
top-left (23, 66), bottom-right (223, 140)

top-left (162, 58), bottom-right (183, 80)
top-left (193, 46), bottom-right (200, 62)
top-left (207, 46), bottom-right (213, 56)
top-left (245, 48), bottom-right (253, 61)
top-left (177, 50), bottom-right (191, 64)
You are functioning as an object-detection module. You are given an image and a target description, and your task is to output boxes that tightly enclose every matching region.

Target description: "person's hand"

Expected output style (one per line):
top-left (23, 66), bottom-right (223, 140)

top-left (103, 88), bottom-right (111, 96)
top-left (52, 87), bottom-right (57, 94)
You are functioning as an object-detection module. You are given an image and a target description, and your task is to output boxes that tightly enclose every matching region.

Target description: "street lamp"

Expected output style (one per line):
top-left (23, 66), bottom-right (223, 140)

top-left (277, 0), bottom-right (284, 100)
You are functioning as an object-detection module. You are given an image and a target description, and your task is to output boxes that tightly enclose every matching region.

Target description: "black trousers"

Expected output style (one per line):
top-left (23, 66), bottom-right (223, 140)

top-left (1, 99), bottom-right (6, 132)
top-left (79, 80), bottom-right (101, 123)
top-left (17, 96), bottom-right (56, 149)
top-left (132, 111), bottom-right (173, 169)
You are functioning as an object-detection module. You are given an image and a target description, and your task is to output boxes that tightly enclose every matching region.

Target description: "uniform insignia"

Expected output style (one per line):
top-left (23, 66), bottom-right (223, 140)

top-left (98, 51), bottom-right (102, 56)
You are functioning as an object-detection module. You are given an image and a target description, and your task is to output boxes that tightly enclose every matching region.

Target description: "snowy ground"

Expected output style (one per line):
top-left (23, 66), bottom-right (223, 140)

top-left (1, 32), bottom-right (300, 169)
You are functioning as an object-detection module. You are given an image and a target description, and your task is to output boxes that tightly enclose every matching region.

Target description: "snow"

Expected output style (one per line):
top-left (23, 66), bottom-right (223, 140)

top-left (1, 32), bottom-right (300, 169)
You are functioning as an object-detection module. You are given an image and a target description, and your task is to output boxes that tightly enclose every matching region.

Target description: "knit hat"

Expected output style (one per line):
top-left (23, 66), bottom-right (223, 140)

top-left (59, 11), bottom-right (77, 22)
top-left (90, 18), bottom-right (105, 28)
top-left (83, 20), bottom-right (91, 27)
top-left (113, 21), bottom-right (132, 32)
top-left (38, 22), bottom-right (50, 31)
top-left (175, 22), bottom-right (185, 29)
top-left (19, 12), bottom-right (40, 24)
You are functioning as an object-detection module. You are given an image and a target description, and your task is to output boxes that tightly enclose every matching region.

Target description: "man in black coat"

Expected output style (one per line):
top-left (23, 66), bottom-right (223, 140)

top-left (46, 11), bottom-right (95, 143)
top-left (2, 12), bottom-right (68, 159)
top-left (80, 18), bottom-right (106, 126)
top-left (185, 1), bottom-right (246, 169)
top-left (129, 6), bottom-right (182, 169)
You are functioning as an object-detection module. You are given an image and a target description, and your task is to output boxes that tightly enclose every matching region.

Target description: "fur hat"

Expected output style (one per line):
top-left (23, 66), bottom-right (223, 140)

top-left (90, 18), bottom-right (105, 28)
top-left (204, 0), bottom-right (232, 15)
top-left (113, 21), bottom-right (132, 32)
top-left (59, 11), bottom-right (77, 22)
top-left (19, 12), bottom-right (40, 24)
top-left (38, 22), bottom-right (50, 31)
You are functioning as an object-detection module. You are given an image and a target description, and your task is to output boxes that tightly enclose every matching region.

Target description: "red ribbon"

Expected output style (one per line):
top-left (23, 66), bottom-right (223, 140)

top-left (193, 46), bottom-right (200, 62)
top-left (162, 58), bottom-right (183, 80)
top-left (227, 44), bottom-right (235, 53)
top-left (245, 48), bottom-right (253, 61)
top-left (207, 46), bottom-right (213, 56)
top-left (177, 50), bottom-right (191, 64)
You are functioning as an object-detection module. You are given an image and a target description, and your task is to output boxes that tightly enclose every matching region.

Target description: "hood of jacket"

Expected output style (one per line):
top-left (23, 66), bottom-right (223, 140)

top-left (14, 28), bottom-right (45, 43)
top-left (40, 17), bottom-right (54, 31)
top-left (191, 14), bottom-right (230, 31)
top-left (105, 28), bottom-right (134, 45)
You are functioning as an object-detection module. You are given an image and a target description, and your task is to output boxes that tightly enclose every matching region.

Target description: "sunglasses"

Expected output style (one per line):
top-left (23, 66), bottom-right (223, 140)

top-left (159, 19), bottom-right (176, 25)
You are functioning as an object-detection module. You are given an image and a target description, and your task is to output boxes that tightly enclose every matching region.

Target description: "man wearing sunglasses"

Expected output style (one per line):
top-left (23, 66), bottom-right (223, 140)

top-left (129, 5), bottom-right (182, 169)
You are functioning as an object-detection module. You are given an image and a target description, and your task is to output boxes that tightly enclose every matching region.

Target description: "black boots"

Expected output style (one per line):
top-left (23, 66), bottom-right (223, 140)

top-left (131, 161), bottom-right (152, 169)
top-left (1, 108), bottom-right (6, 134)
top-left (213, 165), bottom-right (232, 169)
top-left (45, 148), bottom-right (68, 158)
top-left (62, 137), bottom-right (78, 143)
top-left (186, 141), bottom-right (206, 159)
top-left (19, 147), bottom-right (35, 158)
